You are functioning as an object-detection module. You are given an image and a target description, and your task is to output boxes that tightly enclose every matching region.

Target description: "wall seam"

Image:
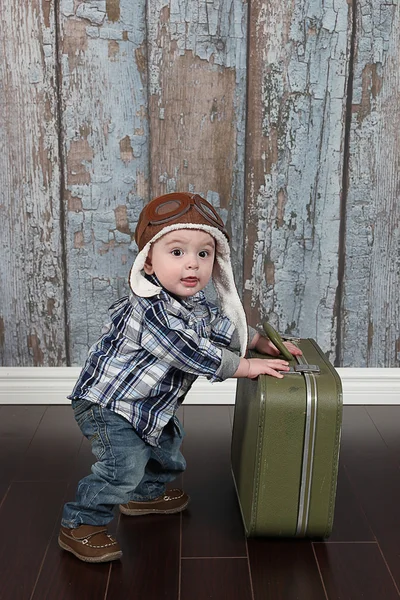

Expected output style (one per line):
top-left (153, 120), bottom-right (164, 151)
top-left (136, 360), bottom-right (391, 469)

top-left (242, 0), bottom-right (252, 298)
top-left (145, 0), bottom-right (152, 201)
top-left (54, 0), bottom-right (71, 366)
top-left (335, 0), bottom-right (357, 367)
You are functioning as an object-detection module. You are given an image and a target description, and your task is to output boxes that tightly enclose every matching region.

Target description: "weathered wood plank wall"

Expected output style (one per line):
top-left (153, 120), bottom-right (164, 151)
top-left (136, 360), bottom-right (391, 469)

top-left (340, 0), bottom-right (400, 367)
top-left (60, 0), bottom-right (149, 365)
top-left (147, 0), bottom-right (248, 290)
top-left (243, 0), bottom-right (352, 364)
top-left (0, 1), bottom-right (66, 366)
top-left (0, 0), bottom-right (398, 368)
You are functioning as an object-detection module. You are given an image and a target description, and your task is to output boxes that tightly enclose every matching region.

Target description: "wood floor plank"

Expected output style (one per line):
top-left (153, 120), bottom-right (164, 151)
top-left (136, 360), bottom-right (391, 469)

top-left (0, 482), bottom-right (9, 506)
top-left (106, 514), bottom-right (180, 599)
top-left (341, 406), bottom-right (391, 459)
top-left (0, 405), bottom-right (46, 437)
top-left (248, 539), bottom-right (326, 600)
top-left (229, 405), bottom-right (235, 428)
top-left (14, 406), bottom-right (83, 482)
top-left (2, 404), bottom-right (399, 599)
top-left (0, 481), bottom-right (67, 600)
top-left (366, 406), bottom-right (400, 456)
top-left (181, 558), bottom-right (253, 600)
top-left (31, 530), bottom-right (110, 600)
top-left (181, 405), bottom-right (247, 558)
top-left (31, 430), bottom-right (114, 600)
top-left (0, 437), bottom-right (33, 484)
top-left (314, 542), bottom-right (399, 599)
top-left (340, 406), bottom-right (400, 591)
top-left (328, 462), bottom-right (374, 542)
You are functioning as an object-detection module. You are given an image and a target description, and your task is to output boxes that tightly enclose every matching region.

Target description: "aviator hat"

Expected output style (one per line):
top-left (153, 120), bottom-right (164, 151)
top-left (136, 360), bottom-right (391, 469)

top-left (129, 192), bottom-right (248, 355)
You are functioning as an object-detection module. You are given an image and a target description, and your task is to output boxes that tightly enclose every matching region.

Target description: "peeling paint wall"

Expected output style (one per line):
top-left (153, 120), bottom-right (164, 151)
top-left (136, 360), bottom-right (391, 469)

top-left (243, 0), bottom-right (352, 363)
top-left (340, 0), bottom-right (400, 367)
top-left (147, 0), bottom-right (248, 291)
top-left (60, 0), bottom-right (149, 364)
top-left (0, 0), bottom-right (399, 367)
top-left (0, 1), bottom-right (66, 366)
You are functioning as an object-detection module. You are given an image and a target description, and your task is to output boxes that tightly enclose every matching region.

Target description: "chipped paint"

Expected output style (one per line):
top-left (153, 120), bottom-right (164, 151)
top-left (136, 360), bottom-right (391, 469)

top-left (135, 44), bottom-right (147, 77)
top-left (148, 0), bottom-right (248, 292)
top-left (74, 230), bottom-right (85, 248)
top-left (108, 39), bottom-right (119, 59)
top-left (244, 0), bottom-right (351, 362)
top-left (119, 135), bottom-right (134, 163)
top-left (355, 63), bottom-right (383, 124)
top-left (67, 191), bottom-right (83, 212)
top-left (0, 316), bottom-right (4, 353)
top-left (61, 0), bottom-right (149, 364)
top-left (67, 138), bottom-right (94, 184)
top-left (27, 334), bottom-right (45, 366)
top-left (114, 205), bottom-right (131, 234)
top-left (341, 0), bottom-right (399, 367)
top-left (150, 53), bottom-right (237, 205)
top-left (0, 1), bottom-right (67, 366)
top-left (62, 18), bottom-right (89, 72)
top-left (42, 0), bottom-right (51, 29)
top-left (106, 0), bottom-right (120, 23)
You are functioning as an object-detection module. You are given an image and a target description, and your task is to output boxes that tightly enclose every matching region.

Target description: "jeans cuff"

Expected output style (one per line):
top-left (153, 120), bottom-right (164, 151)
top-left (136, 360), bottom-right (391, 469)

top-left (130, 488), bottom-right (166, 502)
top-left (61, 518), bottom-right (80, 529)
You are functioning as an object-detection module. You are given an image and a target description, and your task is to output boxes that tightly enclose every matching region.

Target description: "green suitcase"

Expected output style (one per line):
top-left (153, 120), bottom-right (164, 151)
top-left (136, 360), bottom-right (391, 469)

top-left (231, 324), bottom-right (343, 538)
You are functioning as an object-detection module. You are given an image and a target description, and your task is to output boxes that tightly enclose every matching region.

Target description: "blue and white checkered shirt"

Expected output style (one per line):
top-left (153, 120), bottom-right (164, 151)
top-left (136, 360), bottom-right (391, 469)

top-left (69, 276), bottom-right (246, 446)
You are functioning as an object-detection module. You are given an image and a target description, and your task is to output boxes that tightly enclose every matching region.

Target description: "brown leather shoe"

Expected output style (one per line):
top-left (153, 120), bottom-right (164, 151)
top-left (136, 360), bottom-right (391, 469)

top-left (58, 524), bottom-right (122, 563)
top-left (120, 488), bottom-right (190, 516)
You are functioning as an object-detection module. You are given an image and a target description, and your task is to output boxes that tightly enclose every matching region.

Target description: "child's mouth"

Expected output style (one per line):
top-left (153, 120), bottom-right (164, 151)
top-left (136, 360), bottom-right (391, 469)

top-left (181, 277), bottom-right (198, 287)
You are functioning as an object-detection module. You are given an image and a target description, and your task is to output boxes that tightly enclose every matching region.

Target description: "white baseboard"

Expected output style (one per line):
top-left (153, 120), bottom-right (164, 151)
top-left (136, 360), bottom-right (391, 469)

top-left (0, 367), bottom-right (399, 405)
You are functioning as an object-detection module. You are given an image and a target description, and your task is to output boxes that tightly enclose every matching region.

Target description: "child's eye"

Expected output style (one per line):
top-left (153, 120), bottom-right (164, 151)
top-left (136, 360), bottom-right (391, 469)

top-left (172, 249), bottom-right (183, 257)
top-left (199, 250), bottom-right (209, 258)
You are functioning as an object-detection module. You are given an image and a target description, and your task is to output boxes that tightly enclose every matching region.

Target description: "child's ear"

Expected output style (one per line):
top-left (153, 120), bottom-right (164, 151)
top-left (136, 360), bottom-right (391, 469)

top-left (143, 251), bottom-right (154, 274)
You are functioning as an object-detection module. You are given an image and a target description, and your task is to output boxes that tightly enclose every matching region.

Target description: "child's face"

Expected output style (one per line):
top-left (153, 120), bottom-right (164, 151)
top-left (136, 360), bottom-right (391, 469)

top-left (143, 229), bottom-right (215, 298)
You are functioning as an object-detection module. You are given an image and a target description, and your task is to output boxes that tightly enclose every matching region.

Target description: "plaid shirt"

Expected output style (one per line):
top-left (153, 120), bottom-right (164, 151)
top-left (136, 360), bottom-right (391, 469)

top-left (69, 276), bottom-right (243, 446)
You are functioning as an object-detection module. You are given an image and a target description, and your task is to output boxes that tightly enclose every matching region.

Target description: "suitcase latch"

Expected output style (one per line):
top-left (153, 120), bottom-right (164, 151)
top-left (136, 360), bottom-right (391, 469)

top-left (283, 365), bottom-right (321, 374)
top-left (281, 335), bottom-right (301, 343)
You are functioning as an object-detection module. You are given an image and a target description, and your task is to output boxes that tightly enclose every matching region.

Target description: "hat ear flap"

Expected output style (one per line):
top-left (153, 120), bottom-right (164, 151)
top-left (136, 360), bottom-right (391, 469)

top-left (212, 247), bottom-right (248, 357)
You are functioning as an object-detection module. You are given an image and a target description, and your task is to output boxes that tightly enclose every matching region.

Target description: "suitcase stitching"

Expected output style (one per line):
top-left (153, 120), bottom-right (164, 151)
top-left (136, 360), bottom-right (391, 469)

top-left (309, 339), bottom-right (343, 538)
top-left (251, 377), bottom-right (265, 536)
top-left (296, 369), bottom-right (318, 536)
top-left (325, 378), bottom-right (343, 537)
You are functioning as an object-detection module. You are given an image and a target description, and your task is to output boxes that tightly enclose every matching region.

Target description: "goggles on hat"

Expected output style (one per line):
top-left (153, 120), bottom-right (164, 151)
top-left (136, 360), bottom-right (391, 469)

top-left (135, 192), bottom-right (229, 248)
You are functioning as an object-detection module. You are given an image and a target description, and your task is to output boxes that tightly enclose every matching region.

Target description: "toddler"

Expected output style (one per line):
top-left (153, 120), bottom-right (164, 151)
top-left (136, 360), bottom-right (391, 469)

top-left (58, 192), bottom-right (301, 562)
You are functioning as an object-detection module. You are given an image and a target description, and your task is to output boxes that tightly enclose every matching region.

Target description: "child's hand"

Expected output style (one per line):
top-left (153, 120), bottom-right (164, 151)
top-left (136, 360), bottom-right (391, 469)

top-left (233, 357), bottom-right (290, 379)
top-left (254, 334), bottom-right (302, 357)
top-left (247, 358), bottom-right (290, 379)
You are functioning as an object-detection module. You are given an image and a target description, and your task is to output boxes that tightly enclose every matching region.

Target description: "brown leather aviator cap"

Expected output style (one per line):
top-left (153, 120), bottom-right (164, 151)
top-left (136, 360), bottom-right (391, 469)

top-left (135, 192), bottom-right (229, 251)
top-left (129, 191), bottom-right (248, 355)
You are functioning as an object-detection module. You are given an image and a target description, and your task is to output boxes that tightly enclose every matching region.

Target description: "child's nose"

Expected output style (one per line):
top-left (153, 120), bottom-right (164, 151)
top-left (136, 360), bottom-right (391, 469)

top-left (186, 254), bottom-right (199, 269)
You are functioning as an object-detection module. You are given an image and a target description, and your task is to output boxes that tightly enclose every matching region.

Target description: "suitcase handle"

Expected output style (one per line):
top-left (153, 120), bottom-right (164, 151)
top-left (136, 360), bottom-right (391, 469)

top-left (263, 322), bottom-right (294, 361)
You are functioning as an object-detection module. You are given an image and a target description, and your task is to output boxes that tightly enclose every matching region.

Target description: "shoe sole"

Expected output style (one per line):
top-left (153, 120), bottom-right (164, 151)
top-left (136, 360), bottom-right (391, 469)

top-left (58, 536), bottom-right (122, 563)
top-left (119, 498), bottom-right (189, 516)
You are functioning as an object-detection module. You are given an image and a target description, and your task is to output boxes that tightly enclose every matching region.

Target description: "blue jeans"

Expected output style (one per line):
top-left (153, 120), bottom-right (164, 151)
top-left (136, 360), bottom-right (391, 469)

top-left (61, 399), bottom-right (186, 528)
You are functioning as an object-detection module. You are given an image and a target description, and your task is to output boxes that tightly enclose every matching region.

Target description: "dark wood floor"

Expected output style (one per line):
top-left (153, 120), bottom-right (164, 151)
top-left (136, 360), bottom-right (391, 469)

top-left (0, 404), bottom-right (399, 600)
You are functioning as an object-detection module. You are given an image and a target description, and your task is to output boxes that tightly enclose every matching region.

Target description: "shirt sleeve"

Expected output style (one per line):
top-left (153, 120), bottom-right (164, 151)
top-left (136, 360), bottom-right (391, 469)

top-left (209, 312), bottom-right (237, 348)
top-left (141, 301), bottom-right (226, 383)
top-left (215, 348), bottom-right (241, 379)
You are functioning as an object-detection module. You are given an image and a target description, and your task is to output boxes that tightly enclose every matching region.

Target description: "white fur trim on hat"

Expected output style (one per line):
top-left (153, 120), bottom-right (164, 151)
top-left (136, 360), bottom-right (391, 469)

top-left (129, 223), bottom-right (248, 356)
